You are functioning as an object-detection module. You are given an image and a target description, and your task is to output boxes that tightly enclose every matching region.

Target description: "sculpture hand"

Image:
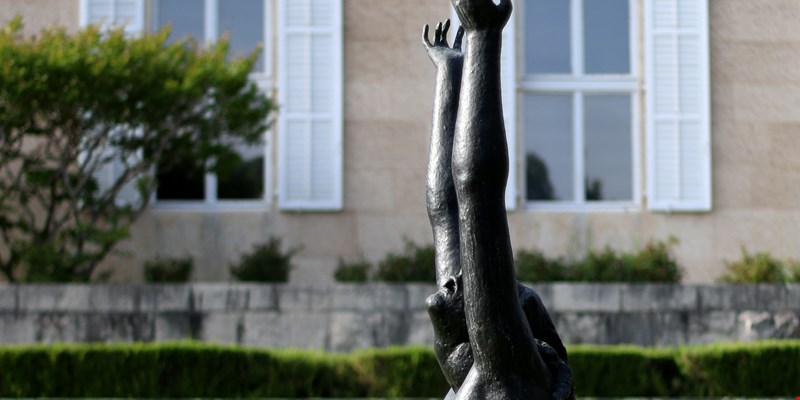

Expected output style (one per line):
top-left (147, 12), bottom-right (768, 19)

top-left (422, 19), bottom-right (465, 69)
top-left (450, 0), bottom-right (512, 31)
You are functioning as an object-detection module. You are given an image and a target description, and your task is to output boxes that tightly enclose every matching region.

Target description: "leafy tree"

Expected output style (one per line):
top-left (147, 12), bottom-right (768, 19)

top-left (0, 19), bottom-right (275, 282)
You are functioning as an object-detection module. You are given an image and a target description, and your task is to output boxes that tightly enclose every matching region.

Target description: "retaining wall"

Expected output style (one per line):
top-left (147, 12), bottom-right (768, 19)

top-left (0, 284), bottom-right (798, 350)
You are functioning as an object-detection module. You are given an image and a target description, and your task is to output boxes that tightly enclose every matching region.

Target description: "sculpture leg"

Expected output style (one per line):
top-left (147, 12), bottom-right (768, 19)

top-left (449, 0), bottom-right (551, 398)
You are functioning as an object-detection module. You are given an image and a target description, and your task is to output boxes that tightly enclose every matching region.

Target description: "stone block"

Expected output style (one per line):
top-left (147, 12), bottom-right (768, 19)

top-left (327, 284), bottom-right (408, 312)
top-left (0, 313), bottom-right (37, 344)
top-left (242, 312), bottom-right (328, 349)
top-left (275, 284), bottom-right (330, 312)
top-left (754, 285), bottom-right (792, 310)
top-left (620, 284), bottom-right (698, 312)
top-left (328, 311), bottom-right (382, 351)
top-left (699, 284), bottom-right (759, 310)
top-left (85, 314), bottom-right (155, 342)
top-left (328, 310), bottom-right (413, 351)
top-left (406, 311), bottom-right (435, 346)
top-left (550, 284), bottom-right (622, 312)
top-left (737, 311), bottom-right (774, 341)
top-left (191, 284), bottom-right (250, 312)
top-left (18, 285), bottom-right (91, 312)
top-left (788, 285), bottom-right (800, 309)
top-left (88, 285), bottom-right (139, 312)
top-left (199, 313), bottom-right (242, 344)
top-left (688, 311), bottom-right (738, 344)
top-left (0, 287), bottom-right (15, 311)
top-left (246, 285), bottom-right (277, 311)
top-left (36, 313), bottom-right (85, 343)
top-left (773, 312), bottom-right (800, 338)
top-left (605, 312), bottom-right (689, 346)
top-left (737, 311), bottom-right (800, 341)
top-left (553, 313), bottom-right (608, 345)
top-left (152, 285), bottom-right (192, 312)
top-left (155, 314), bottom-right (195, 341)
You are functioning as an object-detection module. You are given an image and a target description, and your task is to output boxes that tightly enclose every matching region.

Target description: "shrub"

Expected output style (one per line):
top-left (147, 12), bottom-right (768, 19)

top-left (373, 240), bottom-right (435, 283)
top-left (621, 238), bottom-right (684, 282)
top-left (515, 238), bottom-right (683, 283)
top-left (0, 19), bottom-right (274, 282)
top-left (334, 257), bottom-right (372, 283)
top-left (143, 256), bottom-right (193, 283)
top-left (720, 247), bottom-right (798, 283)
top-left (229, 238), bottom-right (300, 282)
top-left (515, 249), bottom-right (569, 282)
top-left (0, 341), bottom-right (799, 397)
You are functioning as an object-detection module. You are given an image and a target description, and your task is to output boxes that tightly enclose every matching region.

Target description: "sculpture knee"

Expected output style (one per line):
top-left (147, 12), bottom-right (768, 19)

top-left (451, 147), bottom-right (508, 200)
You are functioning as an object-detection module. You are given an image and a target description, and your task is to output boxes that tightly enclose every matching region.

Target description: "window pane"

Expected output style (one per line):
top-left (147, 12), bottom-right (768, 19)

top-left (219, 0), bottom-right (265, 72)
top-left (525, 94), bottom-right (574, 201)
top-left (217, 144), bottom-right (264, 200)
top-left (584, 0), bottom-right (630, 74)
top-left (157, 157), bottom-right (205, 200)
top-left (584, 94), bottom-right (632, 201)
top-left (525, 0), bottom-right (571, 74)
top-left (156, 0), bottom-right (205, 44)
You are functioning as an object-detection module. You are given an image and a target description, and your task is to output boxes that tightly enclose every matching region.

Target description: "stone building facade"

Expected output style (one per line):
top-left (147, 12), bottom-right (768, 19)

top-left (1, 0), bottom-right (799, 283)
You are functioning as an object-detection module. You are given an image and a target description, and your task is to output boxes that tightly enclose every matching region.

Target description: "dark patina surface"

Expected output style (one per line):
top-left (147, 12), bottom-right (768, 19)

top-left (422, 1), bottom-right (576, 399)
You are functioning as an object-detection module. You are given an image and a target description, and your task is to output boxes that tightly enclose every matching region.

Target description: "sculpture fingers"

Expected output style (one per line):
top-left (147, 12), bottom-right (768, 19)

top-left (453, 26), bottom-right (464, 51)
top-left (434, 21), bottom-right (444, 45)
top-left (422, 24), bottom-right (433, 48)
top-left (441, 19), bottom-right (451, 47)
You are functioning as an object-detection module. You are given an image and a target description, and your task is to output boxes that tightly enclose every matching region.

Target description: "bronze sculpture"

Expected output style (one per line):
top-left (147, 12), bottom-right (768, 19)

top-left (422, 1), bottom-right (575, 398)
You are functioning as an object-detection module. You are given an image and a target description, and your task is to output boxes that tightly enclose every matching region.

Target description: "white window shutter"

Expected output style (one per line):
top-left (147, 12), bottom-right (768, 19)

top-left (449, 9), bottom-right (518, 210)
top-left (646, 0), bottom-right (711, 211)
top-left (278, 0), bottom-right (343, 211)
top-left (81, 0), bottom-right (145, 34)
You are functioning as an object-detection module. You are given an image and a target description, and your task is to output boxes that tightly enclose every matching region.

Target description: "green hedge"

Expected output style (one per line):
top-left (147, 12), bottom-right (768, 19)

top-left (0, 341), bottom-right (798, 397)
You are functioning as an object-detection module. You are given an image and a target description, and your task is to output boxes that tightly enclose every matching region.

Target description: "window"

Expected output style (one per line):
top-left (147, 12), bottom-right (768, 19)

top-left (81, 0), bottom-right (344, 211)
top-left (521, 0), bottom-right (638, 208)
top-left (151, 0), bottom-right (271, 207)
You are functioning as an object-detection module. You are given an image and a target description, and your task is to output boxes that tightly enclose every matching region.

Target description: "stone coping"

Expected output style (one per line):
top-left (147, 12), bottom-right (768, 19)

top-left (0, 283), bottom-right (798, 313)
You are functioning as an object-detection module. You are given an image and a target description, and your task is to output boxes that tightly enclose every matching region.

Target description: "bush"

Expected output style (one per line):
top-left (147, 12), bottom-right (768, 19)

top-left (719, 247), bottom-right (799, 283)
top-left (0, 19), bottom-right (274, 282)
top-left (373, 240), bottom-right (435, 283)
top-left (515, 249), bottom-right (569, 282)
top-left (229, 238), bottom-right (300, 282)
top-left (1, 341), bottom-right (799, 397)
top-left (334, 257), bottom-right (372, 283)
top-left (143, 256), bottom-right (193, 283)
top-left (515, 238), bottom-right (683, 283)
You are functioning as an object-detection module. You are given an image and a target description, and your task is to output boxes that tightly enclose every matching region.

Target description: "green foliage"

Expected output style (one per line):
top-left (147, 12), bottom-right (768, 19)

top-left (334, 256), bottom-right (372, 282)
top-left (569, 345), bottom-right (682, 397)
top-left (515, 249), bottom-right (569, 282)
top-left (516, 238), bottom-right (684, 283)
top-left (0, 18), bottom-right (275, 282)
top-left (676, 340), bottom-right (800, 397)
top-left (0, 341), bottom-right (799, 397)
top-left (229, 237), bottom-right (300, 282)
top-left (373, 239), bottom-right (436, 283)
top-left (719, 247), bottom-right (800, 283)
top-left (143, 256), bottom-right (193, 283)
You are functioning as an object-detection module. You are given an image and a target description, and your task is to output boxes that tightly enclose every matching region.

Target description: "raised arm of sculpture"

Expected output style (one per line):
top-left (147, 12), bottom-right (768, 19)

top-left (423, 19), bottom-right (464, 289)
top-left (449, 0), bottom-right (551, 397)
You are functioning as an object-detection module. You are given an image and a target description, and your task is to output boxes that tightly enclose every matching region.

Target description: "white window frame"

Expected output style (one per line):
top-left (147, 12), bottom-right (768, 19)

top-left (518, 0), bottom-right (641, 212)
top-left (146, 0), bottom-right (275, 211)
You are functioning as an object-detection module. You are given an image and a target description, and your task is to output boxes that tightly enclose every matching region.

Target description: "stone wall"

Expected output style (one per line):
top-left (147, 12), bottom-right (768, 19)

top-left (0, 284), bottom-right (798, 350)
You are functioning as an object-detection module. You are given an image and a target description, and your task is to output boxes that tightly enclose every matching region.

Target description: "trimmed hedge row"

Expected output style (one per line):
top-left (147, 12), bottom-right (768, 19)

top-left (0, 341), bottom-right (798, 397)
